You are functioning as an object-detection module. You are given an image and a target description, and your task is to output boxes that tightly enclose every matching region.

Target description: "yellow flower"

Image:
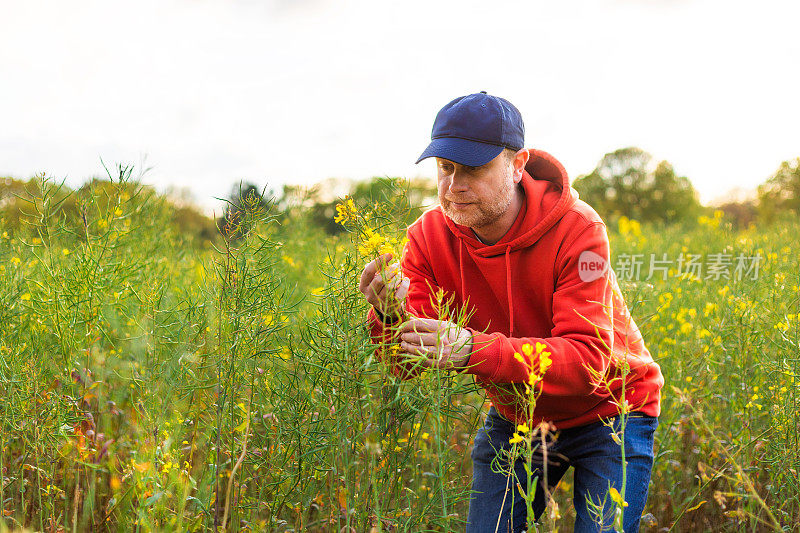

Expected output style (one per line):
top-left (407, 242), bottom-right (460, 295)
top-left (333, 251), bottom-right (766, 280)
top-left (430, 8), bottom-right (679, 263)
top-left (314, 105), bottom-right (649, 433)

top-left (608, 487), bottom-right (628, 507)
top-left (618, 216), bottom-right (641, 237)
top-left (518, 341), bottom-right (553, 386)
top-left (334, 197), bottom-right (358, 225)
top-left (535, 342), bottom-right (547, 354)
top-left (698, 210), bottom-right (723, 229)
top-left (538, 350), bottom-right (552, 375)
top-left (358, 227), bottom-right (390, 257)
top-left (522, 343), bottom-right (534, 357)
top-left (516, 423), bottom-right (529, 434)
top-left (509, 433), bottom-right (524, 444)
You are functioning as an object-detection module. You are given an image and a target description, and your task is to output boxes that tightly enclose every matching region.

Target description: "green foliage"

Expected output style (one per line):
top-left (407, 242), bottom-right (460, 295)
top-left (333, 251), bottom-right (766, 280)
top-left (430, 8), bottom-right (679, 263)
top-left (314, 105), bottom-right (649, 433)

top-left (573, 147), bottom-right (701, 224)
top-left (0, 172), bottom-right (480, 532)
top-left (606, 216), bottom-right (799, 532)
top-left (757, 157), bottom-right (800, 222)
top-left (170, 205), bottom-right (220, 246)
top-left (218, 182), bottom-right (271, 242)
top-left (1, 174), bottom-right (218, 247)
top-left (716, 200), bottom-right (758, 230)
top-left (350, 176), bottom-right (437, 225)
top-left (306, 177), bottom-right (437, 236)
top-left (0, 176), bottom-right (79, 236)
top-left (1, 163), bottom-right (799, 531)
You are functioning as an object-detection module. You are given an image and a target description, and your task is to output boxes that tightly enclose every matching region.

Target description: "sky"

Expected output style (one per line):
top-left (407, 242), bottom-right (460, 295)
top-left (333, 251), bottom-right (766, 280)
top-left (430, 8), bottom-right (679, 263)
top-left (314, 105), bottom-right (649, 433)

top-left (2, 0), bottom-right (799, 214)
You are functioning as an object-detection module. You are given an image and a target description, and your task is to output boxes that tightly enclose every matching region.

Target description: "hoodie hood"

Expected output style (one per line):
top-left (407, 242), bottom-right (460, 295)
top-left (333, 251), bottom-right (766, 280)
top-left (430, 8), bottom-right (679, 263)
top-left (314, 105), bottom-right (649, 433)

top-left (443, 148), bottom-right (579, 257)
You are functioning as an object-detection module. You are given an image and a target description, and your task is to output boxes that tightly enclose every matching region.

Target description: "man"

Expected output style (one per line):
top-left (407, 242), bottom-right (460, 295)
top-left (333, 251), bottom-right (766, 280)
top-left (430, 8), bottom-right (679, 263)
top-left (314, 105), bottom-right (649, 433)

top-left (358, 92), bottom-right (664, 532)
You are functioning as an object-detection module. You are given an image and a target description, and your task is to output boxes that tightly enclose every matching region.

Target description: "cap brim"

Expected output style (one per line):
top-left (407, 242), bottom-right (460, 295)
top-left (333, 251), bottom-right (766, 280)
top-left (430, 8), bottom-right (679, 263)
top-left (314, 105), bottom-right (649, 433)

top-left (415, 137), bottom-right (505, 167)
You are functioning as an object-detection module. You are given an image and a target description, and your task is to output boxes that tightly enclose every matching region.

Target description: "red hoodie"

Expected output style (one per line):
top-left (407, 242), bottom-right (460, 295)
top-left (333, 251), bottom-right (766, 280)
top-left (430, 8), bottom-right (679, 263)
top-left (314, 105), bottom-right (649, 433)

top-left (368, 149), bottom-right (663, 430)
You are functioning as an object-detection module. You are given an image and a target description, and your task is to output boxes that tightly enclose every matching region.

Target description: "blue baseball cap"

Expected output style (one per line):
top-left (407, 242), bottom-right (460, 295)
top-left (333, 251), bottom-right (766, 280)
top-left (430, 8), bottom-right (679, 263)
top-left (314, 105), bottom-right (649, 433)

top-left (416, 91), bottom-right (525, 167)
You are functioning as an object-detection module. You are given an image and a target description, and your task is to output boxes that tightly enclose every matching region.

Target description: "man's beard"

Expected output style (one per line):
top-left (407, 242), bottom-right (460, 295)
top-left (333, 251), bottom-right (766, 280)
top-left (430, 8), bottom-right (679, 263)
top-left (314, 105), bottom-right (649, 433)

top-left (440, 175), bottom-right (515, 230)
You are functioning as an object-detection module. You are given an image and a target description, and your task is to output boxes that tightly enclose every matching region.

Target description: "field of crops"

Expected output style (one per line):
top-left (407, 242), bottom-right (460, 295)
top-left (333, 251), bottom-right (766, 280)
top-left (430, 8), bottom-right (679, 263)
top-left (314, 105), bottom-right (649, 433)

top-left (0, 173), bottom-right (797, 532)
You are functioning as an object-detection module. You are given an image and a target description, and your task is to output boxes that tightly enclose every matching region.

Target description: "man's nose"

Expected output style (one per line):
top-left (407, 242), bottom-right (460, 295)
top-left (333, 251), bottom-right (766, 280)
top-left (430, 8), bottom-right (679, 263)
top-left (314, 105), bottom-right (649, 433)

top-left (449, 171), bottom-right (469, 193)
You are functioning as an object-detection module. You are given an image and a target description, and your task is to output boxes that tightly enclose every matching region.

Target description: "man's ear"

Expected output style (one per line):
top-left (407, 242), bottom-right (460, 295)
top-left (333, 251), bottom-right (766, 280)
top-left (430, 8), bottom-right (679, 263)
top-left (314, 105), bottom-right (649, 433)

top-left (513, 149), bottom-right (530, 183)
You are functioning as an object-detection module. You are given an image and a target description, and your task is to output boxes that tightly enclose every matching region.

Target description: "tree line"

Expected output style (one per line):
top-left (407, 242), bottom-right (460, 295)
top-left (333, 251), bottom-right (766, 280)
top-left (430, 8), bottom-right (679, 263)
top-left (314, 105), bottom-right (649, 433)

top-left (571, 147), bottom-right (799, 228)
top-left (1, 148), bottom-right (797, 245)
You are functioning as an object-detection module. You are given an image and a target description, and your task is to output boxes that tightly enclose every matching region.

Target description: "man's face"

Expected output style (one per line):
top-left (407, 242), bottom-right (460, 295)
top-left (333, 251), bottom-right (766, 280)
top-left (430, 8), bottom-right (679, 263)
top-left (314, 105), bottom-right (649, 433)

top-left (436, 152), bottom-right (516, 229)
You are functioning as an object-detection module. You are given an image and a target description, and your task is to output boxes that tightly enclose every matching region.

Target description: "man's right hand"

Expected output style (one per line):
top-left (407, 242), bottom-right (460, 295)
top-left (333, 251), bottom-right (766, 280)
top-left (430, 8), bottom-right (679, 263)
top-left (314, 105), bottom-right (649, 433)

top-left (358, 253), bottom-right (410, 319)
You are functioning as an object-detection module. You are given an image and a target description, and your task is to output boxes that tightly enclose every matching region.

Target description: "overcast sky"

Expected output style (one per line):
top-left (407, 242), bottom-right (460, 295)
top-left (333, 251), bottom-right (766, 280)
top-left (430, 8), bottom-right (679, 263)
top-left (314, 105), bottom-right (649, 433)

top-left (2, 0), bottom-right (799, 213)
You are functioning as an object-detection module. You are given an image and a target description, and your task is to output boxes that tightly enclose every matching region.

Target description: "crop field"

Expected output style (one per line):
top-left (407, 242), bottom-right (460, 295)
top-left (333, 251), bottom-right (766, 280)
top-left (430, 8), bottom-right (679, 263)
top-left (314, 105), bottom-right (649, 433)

top-left (0, 173), bottom-right (797, 532)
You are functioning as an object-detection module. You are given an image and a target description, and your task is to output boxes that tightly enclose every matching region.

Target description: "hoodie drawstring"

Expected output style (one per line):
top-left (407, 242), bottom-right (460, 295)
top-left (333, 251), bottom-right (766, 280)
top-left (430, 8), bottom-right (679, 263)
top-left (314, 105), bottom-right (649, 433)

top-left (459, 241), bottom-right (466, 304)
top-left (505, 245), bottom-right (514, 337)
top-left (459, 241), bottom-right (515, 337)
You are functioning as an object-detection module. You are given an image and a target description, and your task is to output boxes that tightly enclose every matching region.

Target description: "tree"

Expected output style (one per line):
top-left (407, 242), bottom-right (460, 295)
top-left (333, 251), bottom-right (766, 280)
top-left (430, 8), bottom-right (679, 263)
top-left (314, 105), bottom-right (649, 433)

top-left (716, 200), bottom-right (758, 229)
top-left (573, 147), bottom-right (700, 223)
top-left (757, 158), bottom-right (800, 222)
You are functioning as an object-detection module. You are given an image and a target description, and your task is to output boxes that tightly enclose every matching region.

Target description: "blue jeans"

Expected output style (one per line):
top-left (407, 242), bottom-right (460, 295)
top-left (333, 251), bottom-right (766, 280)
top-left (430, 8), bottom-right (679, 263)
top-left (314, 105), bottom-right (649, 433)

top-left (467, 407), bottom-right (658, 533)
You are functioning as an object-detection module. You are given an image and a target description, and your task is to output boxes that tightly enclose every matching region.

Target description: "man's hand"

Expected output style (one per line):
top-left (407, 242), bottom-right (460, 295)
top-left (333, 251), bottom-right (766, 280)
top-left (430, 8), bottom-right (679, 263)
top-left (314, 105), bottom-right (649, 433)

top-left (359, 253), bottom-right (410, 318)
top-left (397, 317), bottom-right (473, 371)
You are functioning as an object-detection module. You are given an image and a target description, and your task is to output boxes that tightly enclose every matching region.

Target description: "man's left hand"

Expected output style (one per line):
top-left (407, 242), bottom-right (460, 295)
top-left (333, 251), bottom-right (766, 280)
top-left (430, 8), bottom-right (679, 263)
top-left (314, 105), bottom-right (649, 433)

top-left (397, 317), bottom-right (472, 371)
